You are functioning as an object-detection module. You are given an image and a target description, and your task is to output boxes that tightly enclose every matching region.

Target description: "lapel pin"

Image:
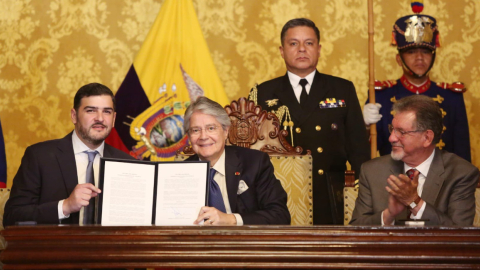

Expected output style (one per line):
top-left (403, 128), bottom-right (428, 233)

top-left (235, 172), bottom-right (240, 176)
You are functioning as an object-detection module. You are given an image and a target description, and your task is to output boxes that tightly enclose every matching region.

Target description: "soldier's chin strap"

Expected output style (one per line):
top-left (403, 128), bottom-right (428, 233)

top-left (399, 49), bottom-right (436, 78)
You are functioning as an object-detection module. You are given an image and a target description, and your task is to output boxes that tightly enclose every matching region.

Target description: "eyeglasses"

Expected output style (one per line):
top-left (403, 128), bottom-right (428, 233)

top-left (188, 125), bottom-right (221, 136)
top-left (388, 124), bottom-right (425, 138)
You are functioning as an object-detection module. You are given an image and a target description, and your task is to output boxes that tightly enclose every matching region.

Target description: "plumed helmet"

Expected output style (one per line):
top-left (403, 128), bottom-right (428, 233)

top-left (391, 0), bottom-right (440, 51)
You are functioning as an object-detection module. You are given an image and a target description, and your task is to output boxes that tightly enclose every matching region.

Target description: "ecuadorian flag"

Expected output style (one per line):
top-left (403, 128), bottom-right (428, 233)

top-left (106, 0), bottom-right (229, 160)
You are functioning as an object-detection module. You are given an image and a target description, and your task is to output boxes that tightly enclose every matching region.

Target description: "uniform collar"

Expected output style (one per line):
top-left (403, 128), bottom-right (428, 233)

top-left (287, 70), bottom-right (316, 87)
top-left (400, 75), bottom-right (431, 94)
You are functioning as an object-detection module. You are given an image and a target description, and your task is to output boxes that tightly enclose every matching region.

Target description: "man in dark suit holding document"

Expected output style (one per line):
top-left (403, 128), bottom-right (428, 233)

top-left (4, 83), bottom-right (132, 226)
top-left (184, 96), bottom-right (290, 225)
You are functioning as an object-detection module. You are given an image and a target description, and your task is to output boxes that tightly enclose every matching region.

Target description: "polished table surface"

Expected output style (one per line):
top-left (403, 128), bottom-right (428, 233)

top-left (1, 225), bottom-right (480, 269)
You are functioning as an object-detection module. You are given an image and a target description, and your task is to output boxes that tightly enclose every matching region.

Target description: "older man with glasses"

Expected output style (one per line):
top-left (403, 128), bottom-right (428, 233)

top-left (351, 95), bottom-right (478, 226)
top-left (184, 96), bottom-right (290, 226)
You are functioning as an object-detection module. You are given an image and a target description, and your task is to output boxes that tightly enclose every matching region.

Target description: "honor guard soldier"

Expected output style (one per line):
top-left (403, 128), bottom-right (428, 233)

top-left (250, 18), bottom-right (370, 225)
top-left (364, 0), bottom-right (471, 162)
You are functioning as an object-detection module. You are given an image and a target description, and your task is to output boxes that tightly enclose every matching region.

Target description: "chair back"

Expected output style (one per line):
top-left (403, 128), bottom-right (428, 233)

top-left (176, 97), bottom-right (313, 225)
top-left (269, 154), bottom-right (312, 225)
top-left (225, 98), bottom-right (302, 154)
top-left (343, 171), bottom-right (357, 225)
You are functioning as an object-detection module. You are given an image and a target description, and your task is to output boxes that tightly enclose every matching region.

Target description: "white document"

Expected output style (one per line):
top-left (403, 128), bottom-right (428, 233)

top-left (98, 159), bottom-right (208, 226)
top-left (155, 162), bottom-right (208, 225)
top-left (100, 161), bottom-right (156, 226)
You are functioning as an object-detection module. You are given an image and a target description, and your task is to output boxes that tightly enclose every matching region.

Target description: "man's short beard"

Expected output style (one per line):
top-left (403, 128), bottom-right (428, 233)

top-left (77, 120), bottom-right (108, 147)
top-left (80, 132), bottom-right (104, 146)
top-left (391, 150), bottom-right (405, 161)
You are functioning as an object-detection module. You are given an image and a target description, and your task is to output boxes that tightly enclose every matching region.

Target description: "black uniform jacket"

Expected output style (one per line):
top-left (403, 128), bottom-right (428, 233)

top-left (255, 71), bottom-right (370, 224)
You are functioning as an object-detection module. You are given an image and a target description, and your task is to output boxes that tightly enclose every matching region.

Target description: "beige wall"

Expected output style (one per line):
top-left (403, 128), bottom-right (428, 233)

top-left (1, 0), bottom-right (479, 186)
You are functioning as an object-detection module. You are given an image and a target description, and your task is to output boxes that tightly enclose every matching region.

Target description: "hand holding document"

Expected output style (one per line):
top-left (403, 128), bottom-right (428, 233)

top-left (194, 206), bottom-right (237, 226)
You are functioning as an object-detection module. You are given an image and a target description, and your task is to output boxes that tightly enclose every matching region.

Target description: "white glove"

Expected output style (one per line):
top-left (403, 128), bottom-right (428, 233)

top-left (363, 103), bottom-right (382, 125)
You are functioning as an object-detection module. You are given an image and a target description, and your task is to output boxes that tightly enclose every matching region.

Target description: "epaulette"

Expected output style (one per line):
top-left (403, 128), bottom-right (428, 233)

top-left (437, 82), bottom-right (467, 93)
top-left (374, 80), bottom-right (397, 90)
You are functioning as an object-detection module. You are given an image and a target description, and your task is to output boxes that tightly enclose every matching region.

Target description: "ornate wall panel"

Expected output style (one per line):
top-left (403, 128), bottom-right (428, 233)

top-left (1, 0), bottom-right (479, 186)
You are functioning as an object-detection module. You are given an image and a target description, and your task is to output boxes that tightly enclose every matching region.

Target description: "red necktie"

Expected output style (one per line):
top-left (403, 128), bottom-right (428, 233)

top-left (405, 168), bottom-right (417, 220)
top-left (406, 168), bottom-right (416, 180)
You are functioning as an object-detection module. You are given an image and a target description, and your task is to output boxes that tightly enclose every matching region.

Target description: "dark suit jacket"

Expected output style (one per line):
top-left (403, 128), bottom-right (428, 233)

top-left (4, 132), bottom-right (133, 226)
top-left (350, 149), bottom-right (479, 226)
top-left (186, 146), bottom-right (290, 225)
top-left (255, 71), bottom-right (370, 224)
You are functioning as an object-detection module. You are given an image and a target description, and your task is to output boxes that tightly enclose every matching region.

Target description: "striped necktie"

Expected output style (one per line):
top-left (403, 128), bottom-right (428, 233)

top-left (83, 150), bottom-right (98, 224)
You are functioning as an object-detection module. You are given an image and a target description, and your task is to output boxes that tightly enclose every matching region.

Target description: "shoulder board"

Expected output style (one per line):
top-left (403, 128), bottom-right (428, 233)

top-left (436, 81), bottom-right (467, 93)
top-left (374, 80), bottom-right (397, 90)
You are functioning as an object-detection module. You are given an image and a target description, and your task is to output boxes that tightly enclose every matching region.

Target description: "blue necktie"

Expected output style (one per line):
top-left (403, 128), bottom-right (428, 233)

top-left (208, 168), bottom-right (226, 213)
top-left (84, 150), bottom-right (98, 224)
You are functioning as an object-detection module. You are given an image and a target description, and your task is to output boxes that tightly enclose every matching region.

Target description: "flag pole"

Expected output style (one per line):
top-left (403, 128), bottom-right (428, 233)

top-left (368, 0), bottom-right (377, 159)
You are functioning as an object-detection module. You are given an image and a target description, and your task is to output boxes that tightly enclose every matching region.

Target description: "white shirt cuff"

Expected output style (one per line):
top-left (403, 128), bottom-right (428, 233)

top-left (381, 210), bottom-right (395, 226)
top-left (58, 200), bottom-right (70, 220)
top-left (233, 213), bottom-right (243, 225)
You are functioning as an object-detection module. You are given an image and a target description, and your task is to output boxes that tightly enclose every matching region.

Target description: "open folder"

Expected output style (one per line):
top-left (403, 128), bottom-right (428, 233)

top-left (97, 158), bottom-right (209, 226)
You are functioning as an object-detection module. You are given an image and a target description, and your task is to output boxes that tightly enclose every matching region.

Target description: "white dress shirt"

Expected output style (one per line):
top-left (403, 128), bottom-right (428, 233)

top-left (404, 150), bottom-right (435, 219)
top-left (287, 70), bottom-right (316, 103)
top-left (206, 150), bottom-right (244, 225)
top-left (58, 130), bottom-right (105, 224)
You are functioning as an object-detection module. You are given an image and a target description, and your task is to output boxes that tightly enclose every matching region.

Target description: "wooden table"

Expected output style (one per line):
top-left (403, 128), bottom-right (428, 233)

top-left (2, 225), bottom-right (480, 269)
